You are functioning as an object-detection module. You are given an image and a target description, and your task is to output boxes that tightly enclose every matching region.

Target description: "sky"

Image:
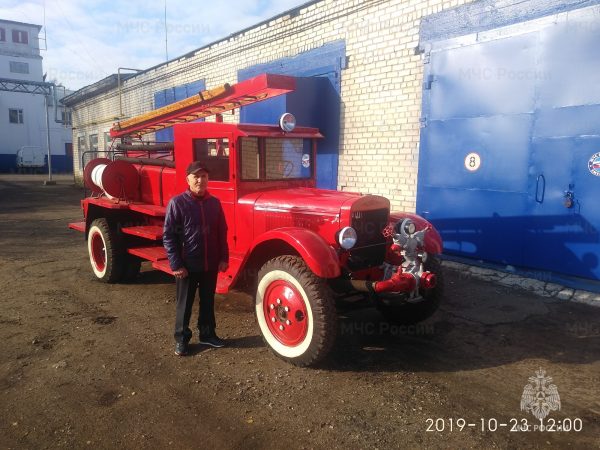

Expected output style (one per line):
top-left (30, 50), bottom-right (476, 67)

top-left (0, 0), bottom-right (309, 91)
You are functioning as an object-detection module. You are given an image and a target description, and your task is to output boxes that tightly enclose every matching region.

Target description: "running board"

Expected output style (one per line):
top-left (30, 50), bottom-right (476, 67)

top-left (127, 246), bottom-right (167, 262)
top-left (121, 225), bottom-right (163, 240)
top-left (68, 221), bottom-right (86, 232)
top-left (152, 258), bottom-right (174, 275)
top-left (129, 204), bottom-right (166, 217)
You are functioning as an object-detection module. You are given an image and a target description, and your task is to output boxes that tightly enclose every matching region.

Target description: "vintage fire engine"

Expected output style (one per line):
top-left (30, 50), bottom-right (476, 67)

top-left (69, 74), bottom-right (444, 366)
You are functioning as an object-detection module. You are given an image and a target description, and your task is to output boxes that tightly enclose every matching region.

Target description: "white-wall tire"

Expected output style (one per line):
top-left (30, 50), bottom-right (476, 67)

top-left (256, 256), bottom-right (336, 366)
top-left (87, 218), bottom-right (124, 283)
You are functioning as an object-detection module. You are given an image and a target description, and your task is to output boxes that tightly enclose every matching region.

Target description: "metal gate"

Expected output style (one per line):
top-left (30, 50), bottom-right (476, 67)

top-left (417, 4), bottom-right (600, 288)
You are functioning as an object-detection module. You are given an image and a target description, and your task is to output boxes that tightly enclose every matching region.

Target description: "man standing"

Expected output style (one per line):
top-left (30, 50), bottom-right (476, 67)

top-left (163, 161), bottom-right (229, 356)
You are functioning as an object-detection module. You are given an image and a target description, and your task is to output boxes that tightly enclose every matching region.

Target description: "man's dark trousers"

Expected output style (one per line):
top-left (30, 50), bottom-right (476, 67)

top-left (174, 270), bottom-right (218, 343)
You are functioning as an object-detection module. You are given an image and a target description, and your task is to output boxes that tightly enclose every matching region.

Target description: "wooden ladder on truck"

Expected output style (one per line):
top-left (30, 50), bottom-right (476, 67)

top-left (110, 73), bottom-right (295, 138)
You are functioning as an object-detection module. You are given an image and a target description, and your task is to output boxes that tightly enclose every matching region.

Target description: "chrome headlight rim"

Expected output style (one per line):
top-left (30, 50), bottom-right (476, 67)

top-left (338, 226), bottom-right (358, 250)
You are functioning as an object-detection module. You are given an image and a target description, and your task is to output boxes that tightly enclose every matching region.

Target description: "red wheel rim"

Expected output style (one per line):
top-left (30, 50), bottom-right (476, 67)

top-left (263, 280), bottom-right (308, 346)
top-left (91, 231), bottom-right (106, 272)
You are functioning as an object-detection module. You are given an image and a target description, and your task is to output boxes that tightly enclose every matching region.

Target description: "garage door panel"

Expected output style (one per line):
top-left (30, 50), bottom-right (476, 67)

top-left (419, 187), bottom-right (528, 264)
top-left (572, 138), bottom-right (600, 264)
top-left (538, 20), bottom-right (600, 108)
top-left (429, 33), bottom-right (538, 120)
top-left (533, 104), bottom-right (600, 139)
top-left (528, 138), bottom-right (574, 215)
top-left (422, 115), bottom-right (532, 191)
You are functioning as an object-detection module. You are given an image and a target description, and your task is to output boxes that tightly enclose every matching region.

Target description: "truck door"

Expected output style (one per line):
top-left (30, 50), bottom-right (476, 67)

top-left (192, 134), bottom-right (236, 253)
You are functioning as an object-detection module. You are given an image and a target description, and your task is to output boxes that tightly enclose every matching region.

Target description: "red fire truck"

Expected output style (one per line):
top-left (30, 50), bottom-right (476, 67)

top-left (69, 74), bottom-right (444, 366)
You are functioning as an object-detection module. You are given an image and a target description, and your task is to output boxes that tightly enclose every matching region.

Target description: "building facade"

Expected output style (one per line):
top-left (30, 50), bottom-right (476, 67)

top-left (63, 0), bottom-right (600, 290)
top-left (65, 0), bottom-right (471, 210)
top-left (0, 19), bottom-right (72, 173)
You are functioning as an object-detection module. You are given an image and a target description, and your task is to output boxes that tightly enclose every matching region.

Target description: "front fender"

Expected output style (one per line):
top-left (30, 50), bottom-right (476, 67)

top-left (389, 212), bottom-right (443, 254)
top-left (250, 227), bottom-right (341, 278)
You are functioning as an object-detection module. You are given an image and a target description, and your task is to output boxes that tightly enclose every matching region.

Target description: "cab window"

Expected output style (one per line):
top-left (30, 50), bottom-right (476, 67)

top-left (239, 137), bottom-right (312, 181)
top-left (193, 138), bottom-right (230, 181)
top-left (240, 137), bottom-right (260, 180)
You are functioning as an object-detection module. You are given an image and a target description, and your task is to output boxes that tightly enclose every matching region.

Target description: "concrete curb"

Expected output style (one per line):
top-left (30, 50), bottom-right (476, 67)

top-left (442, 260), bottom-right (600, 307)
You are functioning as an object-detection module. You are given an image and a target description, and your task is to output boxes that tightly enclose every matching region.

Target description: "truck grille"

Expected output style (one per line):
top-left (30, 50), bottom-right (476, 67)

top-left (348, 208), bottom-right (389, 269)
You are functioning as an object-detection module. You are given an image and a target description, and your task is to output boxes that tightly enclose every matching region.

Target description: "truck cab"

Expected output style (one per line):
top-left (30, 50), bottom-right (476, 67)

top-left (172, 119), bottom-right (396, 286)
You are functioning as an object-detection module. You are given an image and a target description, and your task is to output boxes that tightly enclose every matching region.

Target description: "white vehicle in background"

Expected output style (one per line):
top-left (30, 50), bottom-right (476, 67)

top-left (16, 146), bottom-right (45, 173)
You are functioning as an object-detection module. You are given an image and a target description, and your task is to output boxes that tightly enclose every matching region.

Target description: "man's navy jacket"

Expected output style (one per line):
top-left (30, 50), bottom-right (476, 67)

top-left (163, 190), bottom-right (229, 272)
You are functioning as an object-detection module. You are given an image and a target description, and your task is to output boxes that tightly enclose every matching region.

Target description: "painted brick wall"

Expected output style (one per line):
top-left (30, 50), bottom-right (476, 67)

top-left (71, 0), bottom-right (473, 211)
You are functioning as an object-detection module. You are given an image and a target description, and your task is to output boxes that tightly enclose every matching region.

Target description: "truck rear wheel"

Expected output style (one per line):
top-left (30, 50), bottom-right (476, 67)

top-left (87, 218), bottom-right (124, 283)
top-left (377, 257), bottom-right (444, 325)
top-left (256, 256), bottom-right (336, 367)
top-left (122, 256), bottom-right (142, 282)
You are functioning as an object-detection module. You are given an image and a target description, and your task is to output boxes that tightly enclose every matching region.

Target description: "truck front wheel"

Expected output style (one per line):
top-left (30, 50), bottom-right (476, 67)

top-left (256, 256), bottom-right (336, 367)
top-left (87, 218), bottom-right (124, 283)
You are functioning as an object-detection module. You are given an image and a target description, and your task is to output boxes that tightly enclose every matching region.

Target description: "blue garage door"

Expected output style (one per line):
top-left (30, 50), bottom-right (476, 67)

top-left (238, 40), bottom-right (345, 190)
top-left (153, 79), bottom-right (205, 142)
top-left (418, 5), bottom-right (600, 288)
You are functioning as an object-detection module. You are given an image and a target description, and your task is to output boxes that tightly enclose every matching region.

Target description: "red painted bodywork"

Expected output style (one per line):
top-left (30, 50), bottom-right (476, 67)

top-left (247, 228), bottom-right (340, 278)
top-left (73, 74), bottom-right (443, 294)
top-left (76, 122), bottom-right (443, 293)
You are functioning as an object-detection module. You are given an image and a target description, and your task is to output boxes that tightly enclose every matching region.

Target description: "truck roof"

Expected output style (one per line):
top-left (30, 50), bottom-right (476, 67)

top-left (173, 121), bottom-right (323, 139)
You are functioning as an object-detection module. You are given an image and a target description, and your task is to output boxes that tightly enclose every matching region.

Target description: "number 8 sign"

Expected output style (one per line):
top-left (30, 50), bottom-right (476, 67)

top-left (464, 152), bottom-right (481, 172)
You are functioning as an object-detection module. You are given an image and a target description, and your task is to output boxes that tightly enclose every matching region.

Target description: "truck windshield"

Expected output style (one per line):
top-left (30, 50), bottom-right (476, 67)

top-left (240, 137), bottom-right (312, 180)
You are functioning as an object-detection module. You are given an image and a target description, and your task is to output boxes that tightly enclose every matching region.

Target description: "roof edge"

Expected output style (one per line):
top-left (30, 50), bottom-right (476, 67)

top-left (61, 73), bottom-right (136, 106)
top-left (0, 19), bottom-right (43, 30)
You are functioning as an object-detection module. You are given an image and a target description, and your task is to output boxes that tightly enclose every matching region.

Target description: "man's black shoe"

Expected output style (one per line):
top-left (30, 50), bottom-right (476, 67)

top-left (199, 335), bottom-right (225, 348)
top-left (175, 341), bottom-right (189, 356)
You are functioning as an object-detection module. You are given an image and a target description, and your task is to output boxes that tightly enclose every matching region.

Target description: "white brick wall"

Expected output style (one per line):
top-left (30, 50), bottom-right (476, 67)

top-left (70, 0), bottom-right (474, 212)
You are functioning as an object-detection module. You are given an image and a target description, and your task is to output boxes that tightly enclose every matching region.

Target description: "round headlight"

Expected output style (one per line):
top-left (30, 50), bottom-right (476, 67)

top-left (338, 226), bottom-right (357, 250)
top-left (279, 113), bottom-right (296, 132)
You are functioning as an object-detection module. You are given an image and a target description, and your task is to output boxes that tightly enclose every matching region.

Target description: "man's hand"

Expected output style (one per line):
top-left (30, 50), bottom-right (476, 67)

top-left (218, 261), bottom-right (229, 273)
top-left (173, 267), bottom-right (189, 279)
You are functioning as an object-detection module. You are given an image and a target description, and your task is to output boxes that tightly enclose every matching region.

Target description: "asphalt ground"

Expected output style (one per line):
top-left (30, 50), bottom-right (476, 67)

top-left (0, 174), bottom-right (598, 449)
